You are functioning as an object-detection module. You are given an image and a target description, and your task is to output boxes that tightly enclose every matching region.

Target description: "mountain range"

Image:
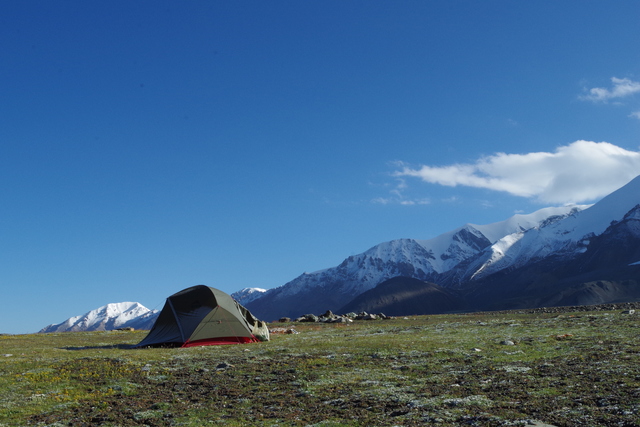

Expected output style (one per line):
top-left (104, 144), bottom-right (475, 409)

top-left (40, 302), bottom-right (158, 333)
top-left (243, 175), bottom-right (640, 320)
top-left (41, 176), bottom-right (640, 332)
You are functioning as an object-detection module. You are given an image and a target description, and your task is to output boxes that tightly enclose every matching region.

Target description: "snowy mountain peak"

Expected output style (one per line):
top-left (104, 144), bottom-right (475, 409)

top-left (231, 288), bottom-right (268, 306)
top-left (623, 204), bottom-right (640, 221)
top-left (466, 176), bottom-right (640, 281)
top-left (40, 302), bottom-right (159, 333)
top-left (244, 203), bottom-right (587, 320)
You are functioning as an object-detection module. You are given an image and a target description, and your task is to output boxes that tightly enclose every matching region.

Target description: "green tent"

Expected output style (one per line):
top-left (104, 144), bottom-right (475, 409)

top-left (137, 285), bottom-right (269, 347)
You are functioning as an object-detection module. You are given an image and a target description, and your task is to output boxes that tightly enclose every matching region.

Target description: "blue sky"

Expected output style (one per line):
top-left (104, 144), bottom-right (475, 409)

top-left (2, 1), bottom-right (640, 334)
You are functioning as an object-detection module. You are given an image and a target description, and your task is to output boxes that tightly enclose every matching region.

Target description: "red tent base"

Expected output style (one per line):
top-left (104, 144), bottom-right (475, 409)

top-left (181, 336), bottom-right (259, 347)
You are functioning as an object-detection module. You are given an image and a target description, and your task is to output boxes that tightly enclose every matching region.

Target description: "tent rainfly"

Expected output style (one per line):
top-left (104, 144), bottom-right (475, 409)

top-left (137, 285), bottom-right (269, 347)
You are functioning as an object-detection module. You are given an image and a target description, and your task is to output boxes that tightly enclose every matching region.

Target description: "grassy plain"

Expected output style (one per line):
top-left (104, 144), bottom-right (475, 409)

top-left (1, 309), bottom-right (640, 426)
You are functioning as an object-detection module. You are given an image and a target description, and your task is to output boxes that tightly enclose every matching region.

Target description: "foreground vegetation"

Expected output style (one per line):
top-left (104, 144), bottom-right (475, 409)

top-left (2, 308), bottom-right (640, 426)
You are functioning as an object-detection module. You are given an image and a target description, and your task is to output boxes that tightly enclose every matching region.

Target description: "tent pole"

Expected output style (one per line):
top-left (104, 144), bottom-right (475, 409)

top-left (167, 298), bottom-right (186, 343)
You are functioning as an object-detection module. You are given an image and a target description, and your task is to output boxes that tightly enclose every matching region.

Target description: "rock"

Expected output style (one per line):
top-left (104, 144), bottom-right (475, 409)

top-left (500, 340), bottom-right (516, 346)
top-left (354, 312), bottom-right (379, 320)
top-left (269, 327), bottom-right (299, 334)
top-left (216, 362), bottom-right (233, 370)
top-left (278, 317), bottom-right (291, 322)
top-left (329, 316), bottom-right (352, 323)
top-left (554, 334), bottom-right (573, 340)
top-left (526, 420), bottom-right (559, 427)
top-left (299, 314), bottom-right (319, 323)
top-left (622, 309), bottom-right (635, 315)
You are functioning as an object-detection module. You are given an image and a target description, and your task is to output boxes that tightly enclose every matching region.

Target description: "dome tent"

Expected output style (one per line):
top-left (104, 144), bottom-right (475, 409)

top-left (137, 285), bottom-right (269, 347)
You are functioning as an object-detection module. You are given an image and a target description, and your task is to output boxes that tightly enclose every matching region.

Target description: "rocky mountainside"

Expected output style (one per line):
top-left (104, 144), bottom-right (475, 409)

top-left (462, 203), bottom-right (640, 312)
top-left (43, 177), bottom-right (640, 330)
top-left (246, 176), bottom-right (640, 320)
top-left (244, 206), bottom-right (586, 320)
top-left (338, 277), bottom-right (465, 316)
top-left (231, 287), bottom-right (267, 306)
top-left (40, 302), bottom-right (159, 333)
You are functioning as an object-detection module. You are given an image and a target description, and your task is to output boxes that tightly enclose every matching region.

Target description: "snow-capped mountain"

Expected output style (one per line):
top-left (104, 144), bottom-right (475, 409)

top-left (40, 302), bottom-right (159, 333)
top-left (41, 177), bottom-right (640, 328)
top-left (463, 175), bottom-right (640, 282)
top-left (246, 176), bottom-right (640, 320)
top-left (245, 205), bottom-right (589, 320)
top-left (231, 287), bottom-right (268, 306)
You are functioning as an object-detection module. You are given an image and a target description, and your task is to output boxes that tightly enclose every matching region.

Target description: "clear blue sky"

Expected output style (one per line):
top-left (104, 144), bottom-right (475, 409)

top-left (2, 1), bottom-right (640, 333)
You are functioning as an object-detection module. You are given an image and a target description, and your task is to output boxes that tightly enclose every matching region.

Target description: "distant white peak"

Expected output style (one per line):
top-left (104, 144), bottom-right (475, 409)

top-left (623, 204), bottom-right (640, 221)
top-left (233, 287), bottom-right (267, 296)
top-left (470, 205), bottom-right (589, 243)
top-left (231, 287), bottom-right (268, 305)
top-left (96, 302), bottom-right (150, 315)
top-left (40, 301), bottom-right (157, 333)
top-left (363, 238), bottom-right (423, 259)
top-left (469, 177), bottom-right (640, 281)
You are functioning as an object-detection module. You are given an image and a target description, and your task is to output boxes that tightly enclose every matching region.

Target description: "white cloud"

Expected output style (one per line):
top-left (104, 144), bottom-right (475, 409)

top-left (580, 77), bottom-right (640, 103)
top-left (400, 199), bottom-right (430, 206)
top-left (395, 140), bottom-right (640, 204)
top-left (629, 111), bottom-right (640, 120)
top-left (372, 178), bottom-right (431, 206)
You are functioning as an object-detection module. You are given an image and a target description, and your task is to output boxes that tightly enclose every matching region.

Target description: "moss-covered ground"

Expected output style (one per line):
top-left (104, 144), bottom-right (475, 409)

top-left (1, 308), bottom-right (640, 426)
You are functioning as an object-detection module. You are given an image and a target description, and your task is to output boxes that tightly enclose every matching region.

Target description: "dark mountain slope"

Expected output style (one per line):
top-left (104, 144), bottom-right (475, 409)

top-left (461, 205), bottom-right (640, 311)
top-left (338, 277), bottom-right (466, 316)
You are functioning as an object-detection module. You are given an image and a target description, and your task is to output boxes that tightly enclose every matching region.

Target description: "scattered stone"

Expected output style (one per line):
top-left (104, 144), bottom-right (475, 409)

top-left (278, 317), bottom-right (291, 322)
top-left (471, 348), bottom-right (482, 352)
top-left (3, 354), bottom-right (13, 357)
top-left (500, 340), bottom-right (516, 346)
top-left (269, 327), bottom-right (299, 334)
top-left (29, 394), bottom-right (47, 400)
top-left (622, 309), bottom-right (635, 315)
top-left (554, 334), bottom-right (573, 340)
top-left (359, 313), bottom-right (378, 320)
top-left (216, 362), bottom-right (233, 370)
top-left (502, 366), bottom-right (532, 373)
top-left (298, 314), bottom-right (319, 323)
top-left (141, 364), bottom-right (152, 372)
top-left (526, 420), bottom-right (559, 427)
top-left (329, 316), bottom-right (352, 323)
top-left (289, 310), bottom-right (391, 323)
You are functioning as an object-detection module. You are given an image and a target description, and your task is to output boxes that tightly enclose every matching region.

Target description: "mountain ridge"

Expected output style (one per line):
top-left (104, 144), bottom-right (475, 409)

top-left (40, 176), bottom-right (640, 330)
top-left (246, 176), bottom-right (640, 320)
top-left (40, 302), bottom-right (159, 333)
top-left (244, 205), bottom-right (589, 320)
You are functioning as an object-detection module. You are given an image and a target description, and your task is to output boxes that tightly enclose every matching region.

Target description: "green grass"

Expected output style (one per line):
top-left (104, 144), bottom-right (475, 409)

top-left (1, 310), bottom-right (640, 426)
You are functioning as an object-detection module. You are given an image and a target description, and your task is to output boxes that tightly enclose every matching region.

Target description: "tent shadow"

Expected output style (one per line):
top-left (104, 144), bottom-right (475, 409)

top-left (60, 344), bottom-right (138, 350)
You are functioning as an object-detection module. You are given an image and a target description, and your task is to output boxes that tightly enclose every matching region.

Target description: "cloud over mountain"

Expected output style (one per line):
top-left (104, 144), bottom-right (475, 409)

top-left (394, 141), bottom-right (640, 204)
top-left (580, 77), bottom-right (640, 103)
